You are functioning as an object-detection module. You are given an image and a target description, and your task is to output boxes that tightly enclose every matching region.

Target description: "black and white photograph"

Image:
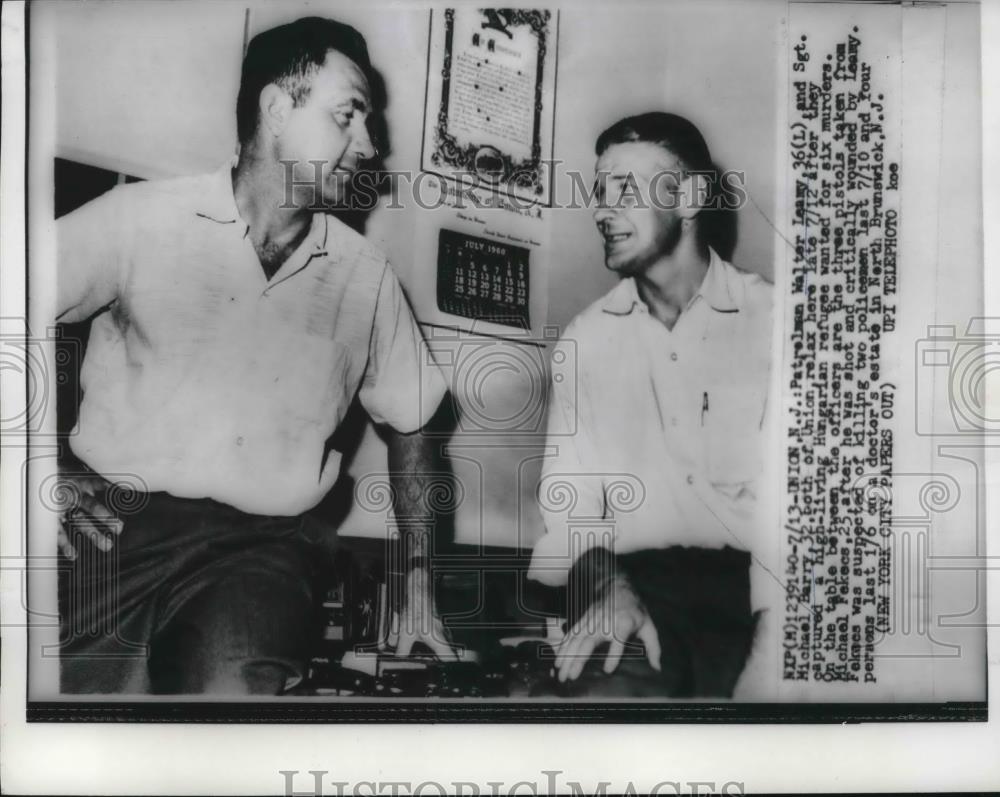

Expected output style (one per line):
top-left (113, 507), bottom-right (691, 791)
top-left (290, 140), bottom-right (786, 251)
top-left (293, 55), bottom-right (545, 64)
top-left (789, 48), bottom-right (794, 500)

top-left (1, 0), bottom-right (998, 793)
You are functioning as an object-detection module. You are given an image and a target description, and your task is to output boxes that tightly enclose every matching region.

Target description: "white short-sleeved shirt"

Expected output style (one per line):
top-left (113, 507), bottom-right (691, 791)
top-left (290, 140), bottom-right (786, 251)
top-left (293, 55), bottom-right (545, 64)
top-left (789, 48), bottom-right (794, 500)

top-left (58, 164), bottom-right (446, 516)
top-left (529, 249), bottom-right (773, 587)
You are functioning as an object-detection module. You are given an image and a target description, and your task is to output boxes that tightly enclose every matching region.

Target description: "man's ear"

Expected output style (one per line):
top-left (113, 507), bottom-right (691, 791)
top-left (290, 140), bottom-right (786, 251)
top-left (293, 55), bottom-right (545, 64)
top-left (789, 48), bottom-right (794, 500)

top-left (677, 172), bottom-right (710, 221)
top-left (258, 83), bottom-right (293, 137)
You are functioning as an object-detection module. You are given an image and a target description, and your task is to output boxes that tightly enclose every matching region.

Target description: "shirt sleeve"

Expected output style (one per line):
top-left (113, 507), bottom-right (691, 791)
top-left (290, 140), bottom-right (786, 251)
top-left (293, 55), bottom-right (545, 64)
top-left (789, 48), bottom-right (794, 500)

top-left (358, 264), bottom-right (447, 432)
top-left (57, 185), bottom-right (128, 324)
top-left (528, 335), bottom-right (608, 587)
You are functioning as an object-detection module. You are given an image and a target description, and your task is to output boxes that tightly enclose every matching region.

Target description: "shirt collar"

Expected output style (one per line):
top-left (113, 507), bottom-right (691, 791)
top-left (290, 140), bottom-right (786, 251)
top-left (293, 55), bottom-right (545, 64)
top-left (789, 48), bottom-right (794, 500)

top-left (194, 160), bottom-right (329, 256)
top-left (601, 247), bottom-right (742, 316)
top-left (193, 159), bottom-right (243, 226)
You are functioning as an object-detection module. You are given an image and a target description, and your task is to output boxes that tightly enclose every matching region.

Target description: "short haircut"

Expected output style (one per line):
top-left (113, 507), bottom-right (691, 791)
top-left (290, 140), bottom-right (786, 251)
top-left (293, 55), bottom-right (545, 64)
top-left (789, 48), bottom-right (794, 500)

top-left (236, 17), bottom-right (373, 145)
top-left (595, 111), bottom-right (712, 173)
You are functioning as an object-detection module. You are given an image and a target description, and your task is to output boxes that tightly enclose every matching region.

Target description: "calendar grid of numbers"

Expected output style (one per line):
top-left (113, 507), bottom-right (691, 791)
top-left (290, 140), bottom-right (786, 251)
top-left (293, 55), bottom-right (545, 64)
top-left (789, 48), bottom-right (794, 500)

top-left (436, 228), bottom-right (530, 329)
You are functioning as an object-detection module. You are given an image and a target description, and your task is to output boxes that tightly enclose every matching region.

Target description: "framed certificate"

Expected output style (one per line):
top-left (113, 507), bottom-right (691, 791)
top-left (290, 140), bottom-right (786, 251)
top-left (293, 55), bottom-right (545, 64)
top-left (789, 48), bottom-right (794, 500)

top-left (422, 8), bottom-right (557, 206)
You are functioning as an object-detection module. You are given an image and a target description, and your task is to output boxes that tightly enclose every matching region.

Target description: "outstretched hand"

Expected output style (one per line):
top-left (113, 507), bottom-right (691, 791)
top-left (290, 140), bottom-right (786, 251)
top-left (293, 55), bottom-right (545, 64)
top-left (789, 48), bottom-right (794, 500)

top-left (555, 575), bottom-right (661, 682)
top-left (391, 566), bottom-right (459, 660)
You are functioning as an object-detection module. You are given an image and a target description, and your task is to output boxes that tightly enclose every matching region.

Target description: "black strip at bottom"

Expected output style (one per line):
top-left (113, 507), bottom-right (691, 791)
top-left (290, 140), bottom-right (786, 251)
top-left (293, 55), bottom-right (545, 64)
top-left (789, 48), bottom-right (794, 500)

top-left (26, 700), bottom-right (986, 724)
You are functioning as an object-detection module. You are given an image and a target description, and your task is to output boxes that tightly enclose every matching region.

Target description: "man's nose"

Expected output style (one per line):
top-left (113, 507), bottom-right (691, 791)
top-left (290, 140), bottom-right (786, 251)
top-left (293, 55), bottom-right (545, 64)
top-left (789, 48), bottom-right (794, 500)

top-left (593, 205), bottom-right (615, 225)
top-left (352, 118), bottom-right (377, 161)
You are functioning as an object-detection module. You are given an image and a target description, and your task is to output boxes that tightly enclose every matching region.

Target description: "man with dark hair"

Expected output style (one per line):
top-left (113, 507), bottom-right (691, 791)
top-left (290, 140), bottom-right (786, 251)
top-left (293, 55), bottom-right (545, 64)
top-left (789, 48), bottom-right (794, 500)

top-left (529, 112), bottom-right (772, 697)
top-left (55, 17), bottom-right (455, 695)
top-left (235, 17), bottom-right (374, 146)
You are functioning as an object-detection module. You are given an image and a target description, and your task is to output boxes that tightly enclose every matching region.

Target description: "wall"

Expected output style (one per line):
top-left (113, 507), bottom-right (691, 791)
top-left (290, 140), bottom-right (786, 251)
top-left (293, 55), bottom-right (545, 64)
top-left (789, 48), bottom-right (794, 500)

top-left (50, 0), bottom-right (245, 178)
top-left (45, 0), bottom-right (781, 547)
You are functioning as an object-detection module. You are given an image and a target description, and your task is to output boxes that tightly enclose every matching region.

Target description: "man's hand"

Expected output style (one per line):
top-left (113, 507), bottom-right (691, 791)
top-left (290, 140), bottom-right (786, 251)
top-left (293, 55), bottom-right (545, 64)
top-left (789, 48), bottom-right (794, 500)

top-left (555, 575), bottom-right (661, 682)
top-left (56, 469), bottom-right (123, 560)
top-left (392, 565), bottom-right (459, 660)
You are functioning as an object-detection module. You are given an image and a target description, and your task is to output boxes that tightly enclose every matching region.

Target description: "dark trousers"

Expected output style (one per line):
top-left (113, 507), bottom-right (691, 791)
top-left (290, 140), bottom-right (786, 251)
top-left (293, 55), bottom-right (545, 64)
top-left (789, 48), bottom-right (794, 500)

top-left (59, 492), bottom-right (325, 695)
top-left (564, 546), bottom-right (757, 698)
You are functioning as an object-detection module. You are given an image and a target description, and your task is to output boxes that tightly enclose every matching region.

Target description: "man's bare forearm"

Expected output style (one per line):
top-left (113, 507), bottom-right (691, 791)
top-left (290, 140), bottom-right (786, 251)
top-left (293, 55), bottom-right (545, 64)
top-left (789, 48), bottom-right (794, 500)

top-left (386, 426), bottom-right (439, 565)
top-left (384, 423), bottom-right (458, 657)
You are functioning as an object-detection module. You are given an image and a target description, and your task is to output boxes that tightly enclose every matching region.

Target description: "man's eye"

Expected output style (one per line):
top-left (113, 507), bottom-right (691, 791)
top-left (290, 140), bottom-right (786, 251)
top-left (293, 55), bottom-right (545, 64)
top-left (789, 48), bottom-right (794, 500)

top-left (334, 110), bottom-right (354, 126)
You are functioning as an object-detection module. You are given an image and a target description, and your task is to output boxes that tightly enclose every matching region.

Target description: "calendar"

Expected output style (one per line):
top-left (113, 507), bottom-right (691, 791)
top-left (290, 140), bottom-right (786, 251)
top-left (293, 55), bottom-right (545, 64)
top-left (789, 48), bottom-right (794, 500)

top-left (436, 229), bottom-right (530, 329)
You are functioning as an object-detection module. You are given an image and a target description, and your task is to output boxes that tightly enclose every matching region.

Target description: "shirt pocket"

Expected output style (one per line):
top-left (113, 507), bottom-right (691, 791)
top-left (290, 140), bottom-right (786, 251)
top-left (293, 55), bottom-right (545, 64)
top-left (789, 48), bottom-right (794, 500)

top-left (703, 385), bottom-right (766, 490)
